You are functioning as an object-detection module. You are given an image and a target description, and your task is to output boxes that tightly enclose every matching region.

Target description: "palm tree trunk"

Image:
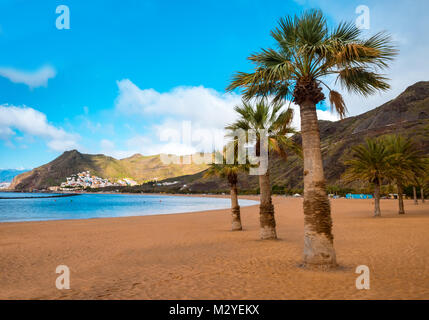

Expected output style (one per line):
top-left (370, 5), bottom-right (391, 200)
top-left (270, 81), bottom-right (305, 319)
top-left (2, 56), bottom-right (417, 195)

top-left (230, 183), bottom-right (242, 231)
top-left (413, 186), bottom-right (418, 205)
top-left (258, 169), bottom-right (277, 240)
top-left (299, 100), bottom-right (336, 266)
top-left (374, 181), bottom-right (381, 217)
top-left (421, 187), bottom-right (425, 203)
top-left (397, 183), bottom-right (405, 214)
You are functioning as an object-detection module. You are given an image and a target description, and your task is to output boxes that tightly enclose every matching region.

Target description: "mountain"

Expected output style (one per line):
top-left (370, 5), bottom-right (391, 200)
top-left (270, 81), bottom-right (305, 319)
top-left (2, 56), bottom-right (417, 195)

top-left (151, 81), bottom-right (429, 193)
top-left (10, 151), bottom-right (208, 191)
top-left (10, 81), bottom-right (429, 193)
top-left (0, 169), bottom-right (28, 183)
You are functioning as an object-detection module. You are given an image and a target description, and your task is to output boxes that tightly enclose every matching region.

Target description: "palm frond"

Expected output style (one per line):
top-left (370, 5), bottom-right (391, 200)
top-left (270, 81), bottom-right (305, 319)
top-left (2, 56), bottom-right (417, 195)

top-left (229, 100), bottom-right (300, 162)
top-left (336, 67), bottom-right (390, 96)
top-left (361, 31), bottom-right (398, 69)
top-left (384, 135), bottom-right (427, 183)
top-left (343, 137), bottom-right (389, 184)
top-left (328, 90), bottom-right (347, 119)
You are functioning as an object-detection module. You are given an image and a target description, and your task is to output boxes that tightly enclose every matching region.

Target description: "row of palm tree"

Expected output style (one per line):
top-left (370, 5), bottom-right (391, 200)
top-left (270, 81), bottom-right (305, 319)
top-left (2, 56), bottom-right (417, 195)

top-left (202, 9), bottom-right (398, 267)
top-left (220, 9), bottom-right (396, 267)
top-left (205, 100), bottom-right (298, 239)
top-left (343, 135), bottom-right (428, 217)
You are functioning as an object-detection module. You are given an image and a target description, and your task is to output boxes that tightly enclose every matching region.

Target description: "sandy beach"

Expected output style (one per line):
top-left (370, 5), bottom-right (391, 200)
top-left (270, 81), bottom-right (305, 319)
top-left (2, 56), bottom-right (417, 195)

top-left (0, 196), bottom-right (428, 300)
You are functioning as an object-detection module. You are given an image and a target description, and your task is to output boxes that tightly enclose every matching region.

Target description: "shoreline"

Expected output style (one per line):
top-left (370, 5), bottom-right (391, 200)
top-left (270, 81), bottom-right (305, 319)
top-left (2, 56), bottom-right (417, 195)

top-left (2, 189), bottom-right (252, 198)
top-left (0, 193), bottom-right (81, 200)
top-left (0, 193), bottom-right (260, 225)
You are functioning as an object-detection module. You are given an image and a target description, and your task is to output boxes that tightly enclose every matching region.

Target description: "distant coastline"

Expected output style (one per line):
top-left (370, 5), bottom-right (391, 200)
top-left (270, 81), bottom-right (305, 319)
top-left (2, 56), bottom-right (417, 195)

top-left (0, 193), bottom-right (81, 200)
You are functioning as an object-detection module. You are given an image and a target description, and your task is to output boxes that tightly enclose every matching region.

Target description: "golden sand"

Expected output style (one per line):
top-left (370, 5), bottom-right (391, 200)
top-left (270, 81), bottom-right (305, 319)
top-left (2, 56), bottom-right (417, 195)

top-left (0, 196), bottom-right (428, 299)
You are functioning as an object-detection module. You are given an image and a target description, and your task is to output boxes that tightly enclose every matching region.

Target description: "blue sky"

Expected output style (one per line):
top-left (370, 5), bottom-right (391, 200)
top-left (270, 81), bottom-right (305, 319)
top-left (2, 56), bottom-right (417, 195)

top-left (0, 0), bottom-right (428, 169)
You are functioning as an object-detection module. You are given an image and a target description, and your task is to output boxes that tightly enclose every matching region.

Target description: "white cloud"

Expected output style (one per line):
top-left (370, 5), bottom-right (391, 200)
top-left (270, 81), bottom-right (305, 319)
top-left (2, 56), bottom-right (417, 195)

top-left (0, 105), bottom-right (79, 151)
top-left (317, 109), bottom-right (340, 122)
top-left (111, 79), bottom-right (339, 156)
top-left (47, 139), bottom-right (79, 151)
top-left (115, 79), bottom-right (241, 129)
top-left (289, 104), bottom-right (340, 130)
top-left (113, 80), bottom-right (243, 155)
top-left (0, 127), bottom-right (14, 139)
top-left (0, 65), bottom-right (56, 89)
top-left (126, 134), bottom-right (198, 156)
top-left (97, 139), bottom-right (137, 159)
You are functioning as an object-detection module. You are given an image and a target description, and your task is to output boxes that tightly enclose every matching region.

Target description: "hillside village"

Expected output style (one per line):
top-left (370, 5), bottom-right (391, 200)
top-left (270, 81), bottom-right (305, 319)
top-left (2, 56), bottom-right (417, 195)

top-left (50, 171), bottom-right (138, 191)
top-left (0, 182), bottom-right (11, 190)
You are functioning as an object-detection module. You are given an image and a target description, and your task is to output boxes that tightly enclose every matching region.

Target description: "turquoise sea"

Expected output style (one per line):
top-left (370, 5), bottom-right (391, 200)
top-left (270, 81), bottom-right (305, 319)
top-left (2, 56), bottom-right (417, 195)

top-left (0, 192), bottom-right (258, 223)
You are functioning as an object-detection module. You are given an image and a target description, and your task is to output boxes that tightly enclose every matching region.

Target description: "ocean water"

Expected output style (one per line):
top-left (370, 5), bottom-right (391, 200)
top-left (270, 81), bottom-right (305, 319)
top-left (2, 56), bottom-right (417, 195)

top-left (0, 192), bottom-right (258, 223)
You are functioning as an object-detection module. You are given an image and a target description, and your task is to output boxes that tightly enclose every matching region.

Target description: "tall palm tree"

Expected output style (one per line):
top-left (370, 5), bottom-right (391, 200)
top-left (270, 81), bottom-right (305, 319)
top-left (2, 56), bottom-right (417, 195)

top-left (227, 9), bottom-right (397, 266)
top-left (385, 135), bottom-right (426, 214)
top-left (343, 138), bottom-right (390, 217)
top-left (227, 100), bottom-right (297, 239)
top-left (417, 164), bottom-right (429, 203)
top-left (418, 176), bottom-right (427, 204)
top-left (204, 155), bottom-right (249, 231)
top-left (413, 186), bottom-right (418, 205)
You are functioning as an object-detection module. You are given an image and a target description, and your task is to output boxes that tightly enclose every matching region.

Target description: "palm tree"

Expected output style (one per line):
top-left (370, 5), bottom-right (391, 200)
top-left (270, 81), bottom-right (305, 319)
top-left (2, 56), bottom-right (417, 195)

top-left (418, 176), bottom-right (427, 204)
top-left (227, 100), bottom-right (297, 239)
top-left (385, 135), bottom-right (426, 214)
top-left (413, 186), bottom-right (418, 205)
top-left (204, 155), bottom-right (249, 231)
top-left (417, 165), bottom-right (429, 203)
top-left (227, 9), bottom-right (397, 266)
top-left (343, 138), bottom-right (390, 217)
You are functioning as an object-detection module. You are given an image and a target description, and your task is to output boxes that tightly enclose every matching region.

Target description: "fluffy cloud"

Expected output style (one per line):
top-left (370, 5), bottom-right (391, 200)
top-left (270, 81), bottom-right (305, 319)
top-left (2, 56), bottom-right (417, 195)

top-left (126, 134), bottom-right (198, 156)
top-left (115, 79), bottom-right (339, 127)
top-left (115, 79), bottom-right (242, 129)
top-left (114, 80), bottom-right (243, 155)
top-left (111, 79), bottom-right (338, 156)
top-left (0, 105), bottom-right (79, 151)
top-left (0, 65), bottom-right (56, 89)
top-left (289, 105), bottom-right (340, 130)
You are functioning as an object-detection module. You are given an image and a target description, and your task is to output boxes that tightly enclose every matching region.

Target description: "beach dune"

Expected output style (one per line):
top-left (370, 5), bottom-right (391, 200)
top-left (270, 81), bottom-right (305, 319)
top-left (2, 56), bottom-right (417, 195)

top-left (0, 197), bottom-right (428, 299)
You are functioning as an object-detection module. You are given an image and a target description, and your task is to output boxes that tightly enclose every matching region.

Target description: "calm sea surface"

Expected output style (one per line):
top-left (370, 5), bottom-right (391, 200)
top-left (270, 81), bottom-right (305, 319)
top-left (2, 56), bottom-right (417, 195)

top-left (0, 192), bottom-right (258, 223)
